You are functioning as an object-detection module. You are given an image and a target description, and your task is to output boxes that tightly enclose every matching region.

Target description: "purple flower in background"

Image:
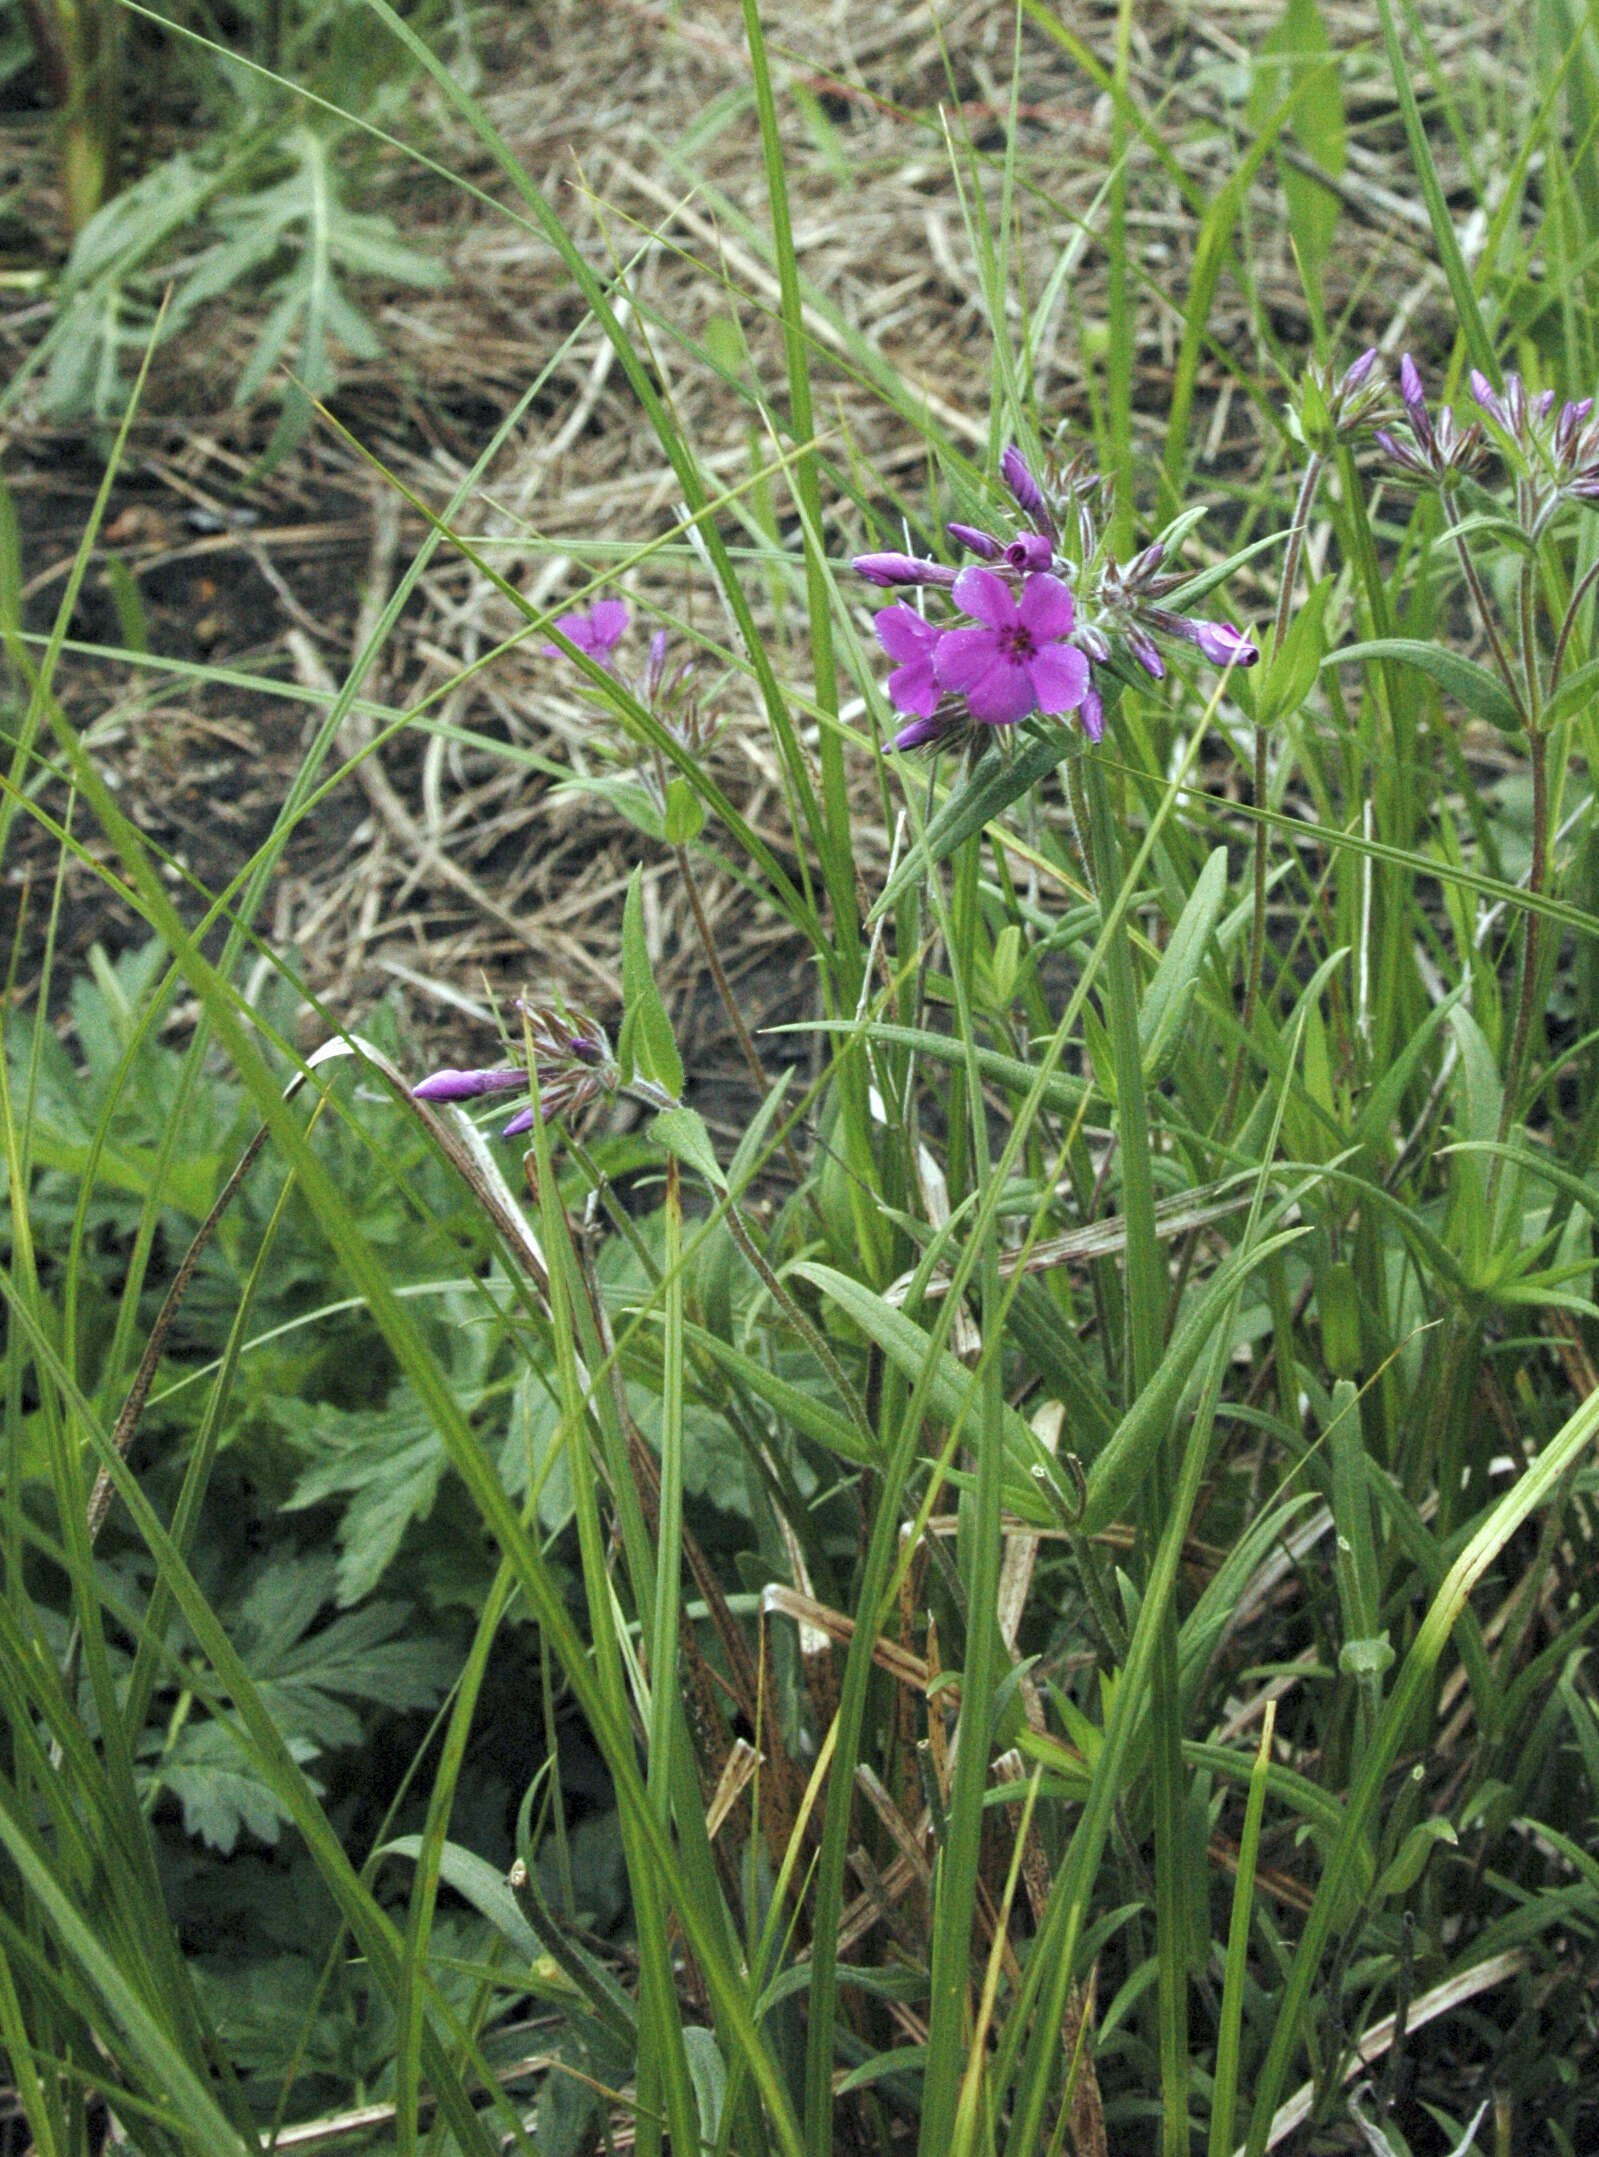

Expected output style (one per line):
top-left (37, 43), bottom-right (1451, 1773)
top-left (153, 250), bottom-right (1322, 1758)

top-left (874, 603), bottom-right (945, 727)
top-left (543, 599), bottom-right (631, 667)
top-left (934, 569), bottom-right (1090, 725)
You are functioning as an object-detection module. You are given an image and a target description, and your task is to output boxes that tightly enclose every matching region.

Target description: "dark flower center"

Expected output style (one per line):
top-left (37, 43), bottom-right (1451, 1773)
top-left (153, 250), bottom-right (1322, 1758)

top-left (998, 624), bottom-right (1038, 662)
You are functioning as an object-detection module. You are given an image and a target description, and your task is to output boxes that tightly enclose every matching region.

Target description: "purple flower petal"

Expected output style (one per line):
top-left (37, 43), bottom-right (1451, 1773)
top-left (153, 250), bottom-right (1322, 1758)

top-left (966, 660), bottom-right (1040, 725)
top-left (950, 565), bottom-right (1017, 631)
top-left (544, 599), bottom-right (630, 665)
top-left (1000, 445), bottom-right (1048, 523)
top-left (1027, 642), bottom-right (1090, 714)
top-left (874, 604), bottom-right (943, 664)
top-left (892, 709), bottom-right (956, 751)
top-left (1015, 571), bottom-right (1076, 640)
top-left (1005, 532), bottom-right (1054, 573)
top-left (935, 627), bottom-right (1035, 722)
top-left (1193, 620), bottom-right (1259, 667)
top-left (934, 623), bottom-right (1009, 694)
top-left (1342, 347), bottom-right (1378, 393)
top-left (854, 551), bottom-right (956, 587)
top-left (888, 657), bottom-right (940, 717)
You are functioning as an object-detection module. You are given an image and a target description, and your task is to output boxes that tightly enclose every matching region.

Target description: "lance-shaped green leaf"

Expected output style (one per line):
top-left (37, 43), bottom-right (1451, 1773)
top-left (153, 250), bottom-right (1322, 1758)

top-left (1323, 638), bottom-right (1523, 733)
top-left (1251, 574), bottom-right (1332, 727)
top-left (1139, 846), bottom-right (1228, 1083)
top-left (618, 864), bottom-right (684, 1099)
top-left (1083, 1225), bottom-right (1307, 1534)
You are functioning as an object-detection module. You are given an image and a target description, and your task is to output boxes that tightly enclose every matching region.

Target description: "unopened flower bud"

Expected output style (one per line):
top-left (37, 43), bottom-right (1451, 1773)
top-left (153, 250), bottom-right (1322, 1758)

top-left (853, 551), bottom-right (958, 588)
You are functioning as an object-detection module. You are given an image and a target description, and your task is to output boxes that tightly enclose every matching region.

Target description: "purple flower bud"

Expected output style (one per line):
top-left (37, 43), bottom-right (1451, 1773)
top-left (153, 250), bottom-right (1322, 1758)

top-left (853, 551), bottom-right (957, 588)
top-left (502, 1107), bottom-right (536, 1138)
top-left (1126, 627), bottom-right (1165, 680)
top-left (1469, 370), bottom-right (1509, 430)
top-left (1192, 620), bottom-right (1259, 667)
top-left (892, 705), bottom-right (963, 752)
top-left (1342, 347), bottom-right (1379, 393)
top-left (1074, 623), bottom-right (1112, 665)
top-left (1533, 387), bottom-right (1556, 423)
top-left (1000, 445), bottom-right (1049, 525)
top-left (412, 1066), bottom-right (526, 1102)
top-left (1004, 532), bottom-right (1054, 573)
top-left (1078, 683), bottom-right (1105, 743)
top-left (1400, 353), bottom-right (1426, 415)
top-left (946, 522), bottom-right (1004, 560)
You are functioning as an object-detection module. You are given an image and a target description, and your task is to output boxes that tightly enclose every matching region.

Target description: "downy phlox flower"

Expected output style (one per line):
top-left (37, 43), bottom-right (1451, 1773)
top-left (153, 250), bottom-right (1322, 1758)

top-left (934, 568), bottom-right (1090, 726)
top-left (854, 440), bottom-right (1255, 752)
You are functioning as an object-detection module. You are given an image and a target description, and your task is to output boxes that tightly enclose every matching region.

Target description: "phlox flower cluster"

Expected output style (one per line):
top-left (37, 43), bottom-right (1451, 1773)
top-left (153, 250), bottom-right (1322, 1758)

top-left (1377, 353), bottom-right (1599, 520)
top-left (853, 445), bottom-right (1258, 753)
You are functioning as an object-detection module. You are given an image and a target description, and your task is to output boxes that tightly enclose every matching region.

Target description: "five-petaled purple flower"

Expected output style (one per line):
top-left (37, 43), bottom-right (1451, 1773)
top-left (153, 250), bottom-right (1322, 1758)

top-left (934, 569), bottom-right (1090, 726)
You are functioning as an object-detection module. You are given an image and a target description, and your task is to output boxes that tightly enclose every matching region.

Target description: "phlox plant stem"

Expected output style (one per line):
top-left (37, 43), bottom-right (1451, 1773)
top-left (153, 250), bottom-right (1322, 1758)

top-left (1074, 746), bottom-right (1188, 2151)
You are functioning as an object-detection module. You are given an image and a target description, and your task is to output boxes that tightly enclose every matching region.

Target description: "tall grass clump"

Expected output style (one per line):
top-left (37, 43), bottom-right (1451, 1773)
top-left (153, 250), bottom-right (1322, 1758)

top-left (4, 1), bottom-right (1599, 2154)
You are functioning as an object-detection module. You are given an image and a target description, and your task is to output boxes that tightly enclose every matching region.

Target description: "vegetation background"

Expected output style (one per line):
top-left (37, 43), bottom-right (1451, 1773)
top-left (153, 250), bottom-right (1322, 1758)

top-left (2, 2), bottom-right (1599, 2154)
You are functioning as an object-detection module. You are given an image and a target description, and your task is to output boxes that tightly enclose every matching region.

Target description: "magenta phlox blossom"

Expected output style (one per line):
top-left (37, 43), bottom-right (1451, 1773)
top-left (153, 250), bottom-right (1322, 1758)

top-left (873, 603), bottom-right (944, 723)
top-left (933, 569), bottom-right (1090, 725)
top-left (543, 599), bottom-right (630, 667)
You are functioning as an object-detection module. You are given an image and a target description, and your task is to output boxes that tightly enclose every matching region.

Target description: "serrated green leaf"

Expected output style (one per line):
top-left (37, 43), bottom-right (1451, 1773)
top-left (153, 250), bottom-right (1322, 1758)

top-left (155, 1719), bottom-right (318, 1855)
top-left (279, 1397), bottom-right (449, 1604)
